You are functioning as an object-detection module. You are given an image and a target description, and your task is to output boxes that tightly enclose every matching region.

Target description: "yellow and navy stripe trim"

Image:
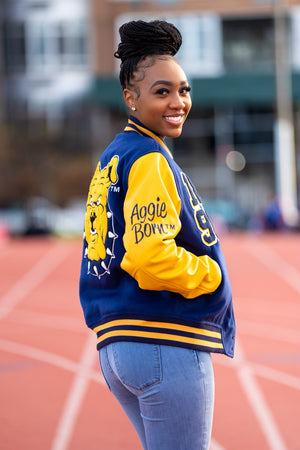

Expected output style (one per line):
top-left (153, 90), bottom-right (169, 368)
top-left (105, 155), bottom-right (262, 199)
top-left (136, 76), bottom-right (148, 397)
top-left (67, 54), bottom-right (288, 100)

top-left (93, 319), bottom-right (224, 352)
top-left (124, 119), bottom-right (173, 159)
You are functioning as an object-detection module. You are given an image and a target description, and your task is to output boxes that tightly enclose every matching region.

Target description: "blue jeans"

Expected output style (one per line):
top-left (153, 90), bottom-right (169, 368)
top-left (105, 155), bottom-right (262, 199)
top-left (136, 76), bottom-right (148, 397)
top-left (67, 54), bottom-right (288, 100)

top-left (99, 342), bottom-right (214, 450)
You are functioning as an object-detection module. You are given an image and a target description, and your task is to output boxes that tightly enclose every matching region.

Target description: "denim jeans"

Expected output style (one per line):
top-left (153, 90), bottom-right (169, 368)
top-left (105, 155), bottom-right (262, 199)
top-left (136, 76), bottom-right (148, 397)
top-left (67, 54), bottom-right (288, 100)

top-left (99, 342), bottom-right (214, 450)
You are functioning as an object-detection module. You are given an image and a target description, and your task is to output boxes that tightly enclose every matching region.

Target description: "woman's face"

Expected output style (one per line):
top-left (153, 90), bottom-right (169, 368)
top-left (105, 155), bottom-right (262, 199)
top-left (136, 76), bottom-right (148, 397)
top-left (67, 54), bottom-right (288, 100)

top-left (124, 56), bottom-right (192, 138)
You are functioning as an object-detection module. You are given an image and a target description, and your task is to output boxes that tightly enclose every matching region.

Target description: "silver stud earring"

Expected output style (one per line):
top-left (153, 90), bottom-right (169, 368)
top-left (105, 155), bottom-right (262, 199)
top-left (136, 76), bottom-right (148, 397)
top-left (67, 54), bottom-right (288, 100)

top-left (131, 106), bottom-right (136, 111)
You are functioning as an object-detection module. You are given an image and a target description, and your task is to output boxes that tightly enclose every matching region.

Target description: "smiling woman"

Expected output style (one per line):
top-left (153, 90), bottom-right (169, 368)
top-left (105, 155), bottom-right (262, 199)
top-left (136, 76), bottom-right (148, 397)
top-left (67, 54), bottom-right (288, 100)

top-left (114, 20), bottom-right (192, 139)
top-left (79, 19), bottom-right (235, 450)
top-left (122, 58), bottom-right (192, 138)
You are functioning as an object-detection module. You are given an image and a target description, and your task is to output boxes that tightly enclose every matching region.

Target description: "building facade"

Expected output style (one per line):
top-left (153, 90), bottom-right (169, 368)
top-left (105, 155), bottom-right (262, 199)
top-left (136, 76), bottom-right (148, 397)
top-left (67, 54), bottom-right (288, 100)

top-left (90, 0), bottom-right (300, 228)
top-left (0, 0), bottom-right (299, 228)
top-left (0, 0), bottom-right (92, 207)
top-left (1, 0), bottom-right (91, 128)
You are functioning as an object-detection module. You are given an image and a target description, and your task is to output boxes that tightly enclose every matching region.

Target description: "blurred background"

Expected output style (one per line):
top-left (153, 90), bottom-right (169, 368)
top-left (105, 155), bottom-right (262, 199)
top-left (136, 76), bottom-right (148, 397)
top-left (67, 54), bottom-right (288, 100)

top-left (0, 0), bottom-right (299, 238)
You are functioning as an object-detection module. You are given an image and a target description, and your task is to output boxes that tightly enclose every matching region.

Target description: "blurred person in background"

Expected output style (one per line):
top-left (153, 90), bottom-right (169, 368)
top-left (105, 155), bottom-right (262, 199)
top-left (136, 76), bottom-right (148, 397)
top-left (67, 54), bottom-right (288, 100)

top-left (79, 20), bottom-right (235, 450)
top-left (262, 194), bottom-right (284, 231)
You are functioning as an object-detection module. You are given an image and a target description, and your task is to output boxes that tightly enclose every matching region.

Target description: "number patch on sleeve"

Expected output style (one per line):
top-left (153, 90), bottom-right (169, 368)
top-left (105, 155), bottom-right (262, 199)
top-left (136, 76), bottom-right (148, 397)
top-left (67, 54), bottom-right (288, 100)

top-left (181, 172), bottom-right (218, 246)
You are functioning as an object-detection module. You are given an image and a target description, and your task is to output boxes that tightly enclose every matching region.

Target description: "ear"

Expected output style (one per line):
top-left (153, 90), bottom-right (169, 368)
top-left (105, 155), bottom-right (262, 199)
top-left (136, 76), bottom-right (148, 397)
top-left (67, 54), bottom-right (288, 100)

top-left (123, 88), bottom-right (136, 111)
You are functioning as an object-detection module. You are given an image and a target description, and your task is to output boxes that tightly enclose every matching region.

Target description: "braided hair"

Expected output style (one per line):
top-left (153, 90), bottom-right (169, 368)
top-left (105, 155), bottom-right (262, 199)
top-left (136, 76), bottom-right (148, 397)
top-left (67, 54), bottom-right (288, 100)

top-left (114, 20), bottom-right (182, 89)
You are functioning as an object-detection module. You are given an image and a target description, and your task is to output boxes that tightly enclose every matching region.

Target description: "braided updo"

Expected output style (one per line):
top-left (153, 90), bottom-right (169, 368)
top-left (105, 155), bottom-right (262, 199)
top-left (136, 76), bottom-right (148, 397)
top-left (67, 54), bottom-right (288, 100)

top-left (114, 20), bottom-right (182, 89)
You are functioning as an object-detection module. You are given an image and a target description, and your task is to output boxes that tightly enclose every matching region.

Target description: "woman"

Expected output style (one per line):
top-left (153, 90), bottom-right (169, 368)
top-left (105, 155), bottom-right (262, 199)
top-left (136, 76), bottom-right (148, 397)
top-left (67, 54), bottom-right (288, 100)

top-left (79, 20), bottom-right (235, 450)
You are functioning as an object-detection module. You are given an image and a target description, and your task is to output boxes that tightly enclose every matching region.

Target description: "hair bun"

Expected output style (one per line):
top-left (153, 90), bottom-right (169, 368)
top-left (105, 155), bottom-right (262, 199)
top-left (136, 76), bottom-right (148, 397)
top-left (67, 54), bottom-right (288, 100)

top-left (114, 20), bottom-right (182, 62)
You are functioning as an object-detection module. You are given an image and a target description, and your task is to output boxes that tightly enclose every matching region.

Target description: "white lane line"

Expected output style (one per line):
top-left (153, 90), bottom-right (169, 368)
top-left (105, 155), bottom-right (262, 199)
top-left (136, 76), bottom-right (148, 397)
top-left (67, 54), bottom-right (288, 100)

top-left (0, 335), bottom-right (229, 450)
top-left (0, 335), bottom-right (228, 450)
top-left (234, 342), bottom-right (288, 450)
top-left (0, 337), bottom-right (103, 385)
top-left (238, 319), bottom-right (300, 344)
top-left (8, 309), bottom-right (84, 333)
top-left (251, 364), bottom-right (300, 391)
top-left (0, 242), bottom-right (70, 320)
top-left (244, 240), bottom-right (300, 295)
top-left (51, 332), bottom-right (97, 450)
top-left (214, 352), bottom-right (300, 392)
top-left (210, 438), bottom-right (226, 450)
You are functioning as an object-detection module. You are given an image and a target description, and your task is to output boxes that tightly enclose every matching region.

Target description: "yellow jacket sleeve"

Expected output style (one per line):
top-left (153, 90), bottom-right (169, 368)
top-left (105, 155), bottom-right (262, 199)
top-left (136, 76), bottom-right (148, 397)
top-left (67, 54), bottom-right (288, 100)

top-left (121, 152), bottom-right (222, 299)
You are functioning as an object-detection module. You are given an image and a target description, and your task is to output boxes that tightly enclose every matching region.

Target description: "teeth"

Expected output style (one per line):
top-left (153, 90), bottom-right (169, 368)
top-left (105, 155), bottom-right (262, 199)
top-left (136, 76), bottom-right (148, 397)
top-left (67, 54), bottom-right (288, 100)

top-left (165, 115), bottom-right (183, 123)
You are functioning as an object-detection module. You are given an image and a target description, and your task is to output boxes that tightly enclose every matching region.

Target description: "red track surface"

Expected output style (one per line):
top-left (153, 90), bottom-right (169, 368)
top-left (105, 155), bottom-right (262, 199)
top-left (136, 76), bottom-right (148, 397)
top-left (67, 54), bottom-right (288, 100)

top-left (0, 233), bottom-right (299, 450)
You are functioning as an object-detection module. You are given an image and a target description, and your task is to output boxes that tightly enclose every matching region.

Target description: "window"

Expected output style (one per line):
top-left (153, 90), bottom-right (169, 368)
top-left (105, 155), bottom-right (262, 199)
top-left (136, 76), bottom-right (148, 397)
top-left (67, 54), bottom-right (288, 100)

top-left (222, 18), bottom-right (274, 72)
top-left (57, 22), bottom-right (88, 67)
top-left (26, 20), bottom-right (88, 75)
top-left (170, 14), bottom-right (223, 77)
top-left (2, 22), bottom-right (26, 73)
top-left (291, 7), bottom-right (300, 71)
top-left (115, 13), bottom-right (223, 77)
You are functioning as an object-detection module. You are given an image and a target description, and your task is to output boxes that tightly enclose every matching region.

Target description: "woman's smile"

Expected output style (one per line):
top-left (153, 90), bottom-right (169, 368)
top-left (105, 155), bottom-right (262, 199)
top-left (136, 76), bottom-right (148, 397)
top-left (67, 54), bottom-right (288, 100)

top-left (163, 113), bottom-right (185, 125)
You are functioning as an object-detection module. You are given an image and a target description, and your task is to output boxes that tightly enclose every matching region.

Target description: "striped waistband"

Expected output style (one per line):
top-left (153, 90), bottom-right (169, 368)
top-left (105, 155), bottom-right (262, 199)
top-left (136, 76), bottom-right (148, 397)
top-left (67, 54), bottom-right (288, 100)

top-left (93, 318), bottom-right (224, 352)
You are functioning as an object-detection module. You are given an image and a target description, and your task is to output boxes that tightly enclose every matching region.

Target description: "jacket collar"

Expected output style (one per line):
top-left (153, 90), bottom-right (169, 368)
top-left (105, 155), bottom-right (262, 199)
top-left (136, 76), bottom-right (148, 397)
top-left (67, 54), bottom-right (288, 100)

top-left (124, 115), bottom-right (173, 158)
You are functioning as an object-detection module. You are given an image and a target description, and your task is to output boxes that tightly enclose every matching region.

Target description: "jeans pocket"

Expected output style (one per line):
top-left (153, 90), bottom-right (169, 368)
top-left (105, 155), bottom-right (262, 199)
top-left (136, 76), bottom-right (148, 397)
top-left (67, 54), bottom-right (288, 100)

top-left (111, 341), bottom-right (162, 391)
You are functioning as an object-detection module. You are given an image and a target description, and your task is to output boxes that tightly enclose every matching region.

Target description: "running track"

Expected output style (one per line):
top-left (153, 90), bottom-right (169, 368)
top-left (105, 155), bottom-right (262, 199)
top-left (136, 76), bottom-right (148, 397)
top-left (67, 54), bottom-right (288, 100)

top-left (0, 233), bottom-right (299, 450)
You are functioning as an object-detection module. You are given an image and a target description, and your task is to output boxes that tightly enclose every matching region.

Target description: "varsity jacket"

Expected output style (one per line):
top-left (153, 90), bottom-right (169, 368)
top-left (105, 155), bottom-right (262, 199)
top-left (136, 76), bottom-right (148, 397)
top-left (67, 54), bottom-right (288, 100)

top-left (79, 116), bottom-right (235, 357)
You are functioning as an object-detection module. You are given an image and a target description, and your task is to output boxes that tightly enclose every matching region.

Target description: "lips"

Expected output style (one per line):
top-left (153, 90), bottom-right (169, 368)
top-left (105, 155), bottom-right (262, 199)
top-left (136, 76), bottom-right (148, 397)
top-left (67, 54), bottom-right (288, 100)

top-left (163, 114), bottom-right (184, 125)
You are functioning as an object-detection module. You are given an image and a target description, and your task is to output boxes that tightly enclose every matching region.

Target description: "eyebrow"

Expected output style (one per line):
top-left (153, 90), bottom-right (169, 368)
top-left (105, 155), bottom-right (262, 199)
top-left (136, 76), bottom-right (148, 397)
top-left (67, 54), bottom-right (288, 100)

top-left (150, 80), bottom-right (188, 89)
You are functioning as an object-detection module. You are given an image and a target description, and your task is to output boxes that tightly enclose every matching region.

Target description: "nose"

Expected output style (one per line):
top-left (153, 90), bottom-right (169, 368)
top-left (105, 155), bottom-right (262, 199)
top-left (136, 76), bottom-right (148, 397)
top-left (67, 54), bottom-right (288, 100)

top-left (169, 92), bottom-right (186, 110)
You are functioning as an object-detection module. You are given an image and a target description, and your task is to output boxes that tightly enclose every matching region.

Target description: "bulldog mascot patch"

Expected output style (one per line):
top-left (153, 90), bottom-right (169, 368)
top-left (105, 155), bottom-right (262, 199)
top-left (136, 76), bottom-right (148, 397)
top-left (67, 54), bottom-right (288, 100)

top-left (83, 156), bottom-right (118, 278)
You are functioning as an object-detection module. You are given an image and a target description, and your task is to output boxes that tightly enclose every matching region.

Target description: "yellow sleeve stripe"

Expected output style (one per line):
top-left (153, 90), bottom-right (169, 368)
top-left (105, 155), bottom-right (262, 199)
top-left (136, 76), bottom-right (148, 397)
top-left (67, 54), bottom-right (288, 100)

top-left (96, 329), bottom-right (223, 350)
top-left (93, 319), bottom-right (221, 339)
top-left (125, 120), bottom-right (173, 158)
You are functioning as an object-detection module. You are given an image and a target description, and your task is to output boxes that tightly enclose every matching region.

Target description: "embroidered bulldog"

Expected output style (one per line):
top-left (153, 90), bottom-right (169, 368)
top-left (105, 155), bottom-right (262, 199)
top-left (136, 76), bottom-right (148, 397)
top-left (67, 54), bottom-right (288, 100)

top-left (84, 156), bottom-right (118, 278)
